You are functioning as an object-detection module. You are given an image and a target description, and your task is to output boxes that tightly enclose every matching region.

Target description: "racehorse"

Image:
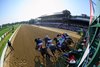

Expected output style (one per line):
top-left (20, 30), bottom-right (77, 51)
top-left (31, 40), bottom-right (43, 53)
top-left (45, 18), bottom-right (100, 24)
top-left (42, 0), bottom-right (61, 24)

top-left (54, 37), bottom-right (65, 52)
top-left (64, 37), bottom-right (74, 45)
top-left (39, 46), bottom-right (51, 58)
top-left (53, 34), bottom-right (71, 52)
top-left (35, 38), bottom-right (52, 58)
top-left (62, 33), bottom-right (74, 45)
top-left (44, 37), bottom-right (57, 56)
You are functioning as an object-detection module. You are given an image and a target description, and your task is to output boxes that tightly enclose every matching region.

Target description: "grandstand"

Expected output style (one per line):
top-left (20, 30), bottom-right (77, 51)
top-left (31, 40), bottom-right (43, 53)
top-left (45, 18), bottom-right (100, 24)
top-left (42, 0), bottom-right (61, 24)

top-left (35, 10), bottom-right (89, 34)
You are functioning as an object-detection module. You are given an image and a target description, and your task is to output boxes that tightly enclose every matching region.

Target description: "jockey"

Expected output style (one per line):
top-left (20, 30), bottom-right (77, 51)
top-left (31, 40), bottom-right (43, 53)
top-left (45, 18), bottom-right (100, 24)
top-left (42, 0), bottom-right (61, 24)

top-left (66, 53), bottom-right (76, 66)
top-left (46, 38), bottom-right (56, 55)
top-left (35, 38), bottom-right (43, 50)
top-left (46, 38), bottom-right (53, 48)
top-left (44, 35), bottom-right (51, 46)
top-left (56, 34), bottom-right (65, 45)
top-left (62, 33), bottom-right (70, 40)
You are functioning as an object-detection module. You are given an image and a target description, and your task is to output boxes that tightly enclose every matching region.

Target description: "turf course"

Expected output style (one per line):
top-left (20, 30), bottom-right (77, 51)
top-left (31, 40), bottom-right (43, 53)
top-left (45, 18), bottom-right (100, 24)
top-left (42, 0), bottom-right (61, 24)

top-left (0, 24), bottom-right (19, 57)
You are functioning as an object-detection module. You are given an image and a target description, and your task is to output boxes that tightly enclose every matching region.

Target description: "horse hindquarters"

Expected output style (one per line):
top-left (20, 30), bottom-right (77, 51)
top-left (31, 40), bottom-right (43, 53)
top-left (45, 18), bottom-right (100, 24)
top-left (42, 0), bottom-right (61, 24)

top-left (56, 46), bottom-right (62, 52)
top-left (50, 46), bottom-right (56, 55)
top-left (61, 45), bottom-right (66, 52)
top-left (40, 48), bottom-right (47, 58)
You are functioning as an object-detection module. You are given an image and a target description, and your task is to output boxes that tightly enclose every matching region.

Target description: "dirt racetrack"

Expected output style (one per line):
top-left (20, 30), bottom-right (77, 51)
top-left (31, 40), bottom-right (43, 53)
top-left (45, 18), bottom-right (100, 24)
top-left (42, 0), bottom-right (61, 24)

top-left (4, 24), bottom-right (81, 67)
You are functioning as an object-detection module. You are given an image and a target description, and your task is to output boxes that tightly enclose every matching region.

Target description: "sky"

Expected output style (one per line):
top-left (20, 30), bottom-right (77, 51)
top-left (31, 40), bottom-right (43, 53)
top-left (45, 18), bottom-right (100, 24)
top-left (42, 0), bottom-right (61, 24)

top-left (0, 0), bottom-right (90, 25)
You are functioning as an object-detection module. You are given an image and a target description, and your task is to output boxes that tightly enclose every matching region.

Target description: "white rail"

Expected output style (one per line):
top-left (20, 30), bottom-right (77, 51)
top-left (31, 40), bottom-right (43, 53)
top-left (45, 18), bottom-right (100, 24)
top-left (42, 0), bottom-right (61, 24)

top-left (78, 44), bottom-right (90, 67)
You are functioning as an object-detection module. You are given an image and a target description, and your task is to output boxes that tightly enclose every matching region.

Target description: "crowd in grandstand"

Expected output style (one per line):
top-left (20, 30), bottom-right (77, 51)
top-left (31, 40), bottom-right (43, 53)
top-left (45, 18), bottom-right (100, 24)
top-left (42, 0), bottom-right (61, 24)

top-left (35, 22), bottom-right (88, 33)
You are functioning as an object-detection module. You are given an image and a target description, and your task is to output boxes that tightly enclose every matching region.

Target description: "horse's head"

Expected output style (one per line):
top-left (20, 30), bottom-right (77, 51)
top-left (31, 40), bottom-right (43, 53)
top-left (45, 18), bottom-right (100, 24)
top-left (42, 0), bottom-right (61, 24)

top-left (53, 38), bottom-right (58, 43)
top-left (54, 37), bottom-right (57, 41)
top-left (34, 38), bottom-right (37, 42)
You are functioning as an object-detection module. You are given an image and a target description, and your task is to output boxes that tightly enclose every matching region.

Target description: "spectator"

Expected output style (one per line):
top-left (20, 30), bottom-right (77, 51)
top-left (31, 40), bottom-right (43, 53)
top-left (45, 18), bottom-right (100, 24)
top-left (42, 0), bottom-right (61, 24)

top-left (8, 40), bottom-right (14, 51)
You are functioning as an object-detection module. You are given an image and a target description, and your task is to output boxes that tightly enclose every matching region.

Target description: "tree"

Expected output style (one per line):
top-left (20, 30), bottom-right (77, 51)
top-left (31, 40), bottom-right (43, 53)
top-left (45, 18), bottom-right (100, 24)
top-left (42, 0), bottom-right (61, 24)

top-left (62, 10), bottom-right (71, 18)
top-left (29, 19), bottom-right (36, 24)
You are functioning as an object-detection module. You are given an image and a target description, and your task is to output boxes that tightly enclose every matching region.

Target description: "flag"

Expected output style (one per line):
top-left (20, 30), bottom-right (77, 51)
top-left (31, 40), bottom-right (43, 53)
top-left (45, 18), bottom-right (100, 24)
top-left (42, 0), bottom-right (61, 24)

top-left (89, 0), bottom-right (94, 24)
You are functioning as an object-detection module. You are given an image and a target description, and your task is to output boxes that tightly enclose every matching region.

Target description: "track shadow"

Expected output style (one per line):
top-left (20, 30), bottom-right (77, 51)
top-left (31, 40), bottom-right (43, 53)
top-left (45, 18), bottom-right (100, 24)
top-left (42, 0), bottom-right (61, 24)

top-left (34, 55), bottom-right (56, 67)
top-left (34, 56), bottom-right (45, 67)
top-left (4, 49), bottom-right (13, 61)
top-left (45, 55), bottom-right (56, 67)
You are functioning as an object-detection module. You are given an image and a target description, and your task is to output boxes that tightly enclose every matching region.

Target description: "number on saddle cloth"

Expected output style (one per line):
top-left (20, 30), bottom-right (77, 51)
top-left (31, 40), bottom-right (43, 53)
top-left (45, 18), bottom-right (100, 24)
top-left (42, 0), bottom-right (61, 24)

top-left (46, 39), bottom-right (53, 48)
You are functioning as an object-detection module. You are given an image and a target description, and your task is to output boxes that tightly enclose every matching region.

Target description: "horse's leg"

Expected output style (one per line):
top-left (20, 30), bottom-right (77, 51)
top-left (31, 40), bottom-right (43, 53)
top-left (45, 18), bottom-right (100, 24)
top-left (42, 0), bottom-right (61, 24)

top-left (35, 45), bottom-right (38, 50)
top-left (51, 49), bottom-right (55, 55)
top-left (61, 46), bottom-right (66, 52)
top-left (46, 53), bottom-right (50, 59)
top-left (57, 47), bottom-right (62, 52)
top-left (41, 53), bottom-right (45, 58)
